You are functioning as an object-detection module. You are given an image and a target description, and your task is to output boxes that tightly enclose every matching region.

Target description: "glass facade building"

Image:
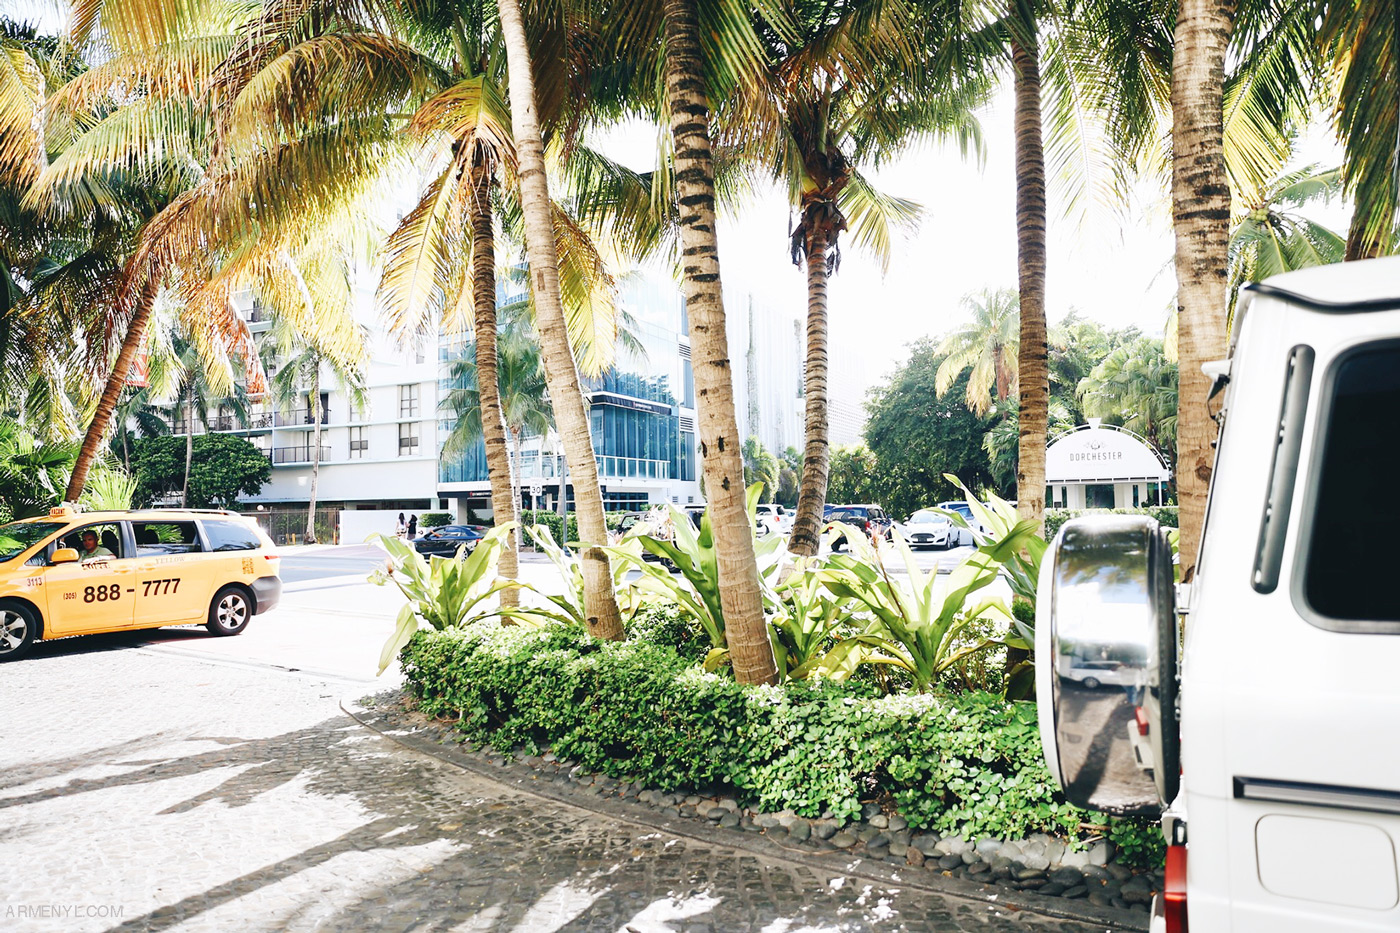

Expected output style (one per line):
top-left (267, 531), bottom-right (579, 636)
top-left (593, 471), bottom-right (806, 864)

top-left (437, 273), bottom-right (700, 510)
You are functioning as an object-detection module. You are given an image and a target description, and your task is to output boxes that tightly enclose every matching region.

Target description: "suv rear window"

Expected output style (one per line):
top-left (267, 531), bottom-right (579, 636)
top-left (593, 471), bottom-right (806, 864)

top-left (203, 520), bottom-right (262, 552)
top-left (1302, 343), bottom-right (1400, 626)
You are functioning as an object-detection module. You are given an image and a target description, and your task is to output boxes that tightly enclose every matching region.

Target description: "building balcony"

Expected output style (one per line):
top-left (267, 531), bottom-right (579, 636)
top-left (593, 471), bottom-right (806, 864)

top-left (597, 456), bottom-right (670, 481)
top-left (271, 445), bottom-right (332, 464)
top-left (274, 408), bottom-right (330, 427)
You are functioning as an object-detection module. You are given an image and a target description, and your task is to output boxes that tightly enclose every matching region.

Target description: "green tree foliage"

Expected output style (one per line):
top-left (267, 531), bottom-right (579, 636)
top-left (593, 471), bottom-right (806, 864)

top-left (1078, 337), bottom-right (1179, 465)
top-left (864, 340), bottom-right (996, 516)
top-left (0, 420), bottom-right (77, 519)
top-left (132, 434), bottom-right (270, 509)
top-left (824, 445), bottom-right (880, 507)
top-left (741, 436), bottom-right (779, 503)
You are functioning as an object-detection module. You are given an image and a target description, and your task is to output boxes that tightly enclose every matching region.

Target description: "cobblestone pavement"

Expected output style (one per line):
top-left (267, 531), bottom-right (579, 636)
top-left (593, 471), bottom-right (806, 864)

top-left (1, 643), bottom-right (1125, 932)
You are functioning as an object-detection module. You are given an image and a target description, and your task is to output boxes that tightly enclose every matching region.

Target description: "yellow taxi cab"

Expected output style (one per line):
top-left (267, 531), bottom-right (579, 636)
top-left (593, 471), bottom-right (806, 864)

top-left (0, 506), bottom-right (281, 662)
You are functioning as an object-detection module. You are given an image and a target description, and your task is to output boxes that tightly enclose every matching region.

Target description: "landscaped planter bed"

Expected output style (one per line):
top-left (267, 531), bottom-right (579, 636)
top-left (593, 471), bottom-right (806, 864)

top-left (397, 621), bottom-right (1167, 912)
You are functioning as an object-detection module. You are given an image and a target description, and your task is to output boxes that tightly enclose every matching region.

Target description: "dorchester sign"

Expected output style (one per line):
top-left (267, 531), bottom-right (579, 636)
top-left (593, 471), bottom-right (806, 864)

top-left (1046, 422), bottom-right (1169, 484)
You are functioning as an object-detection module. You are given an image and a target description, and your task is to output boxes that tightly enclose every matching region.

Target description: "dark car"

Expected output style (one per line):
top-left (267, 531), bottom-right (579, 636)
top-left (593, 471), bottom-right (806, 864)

top-left (822, 504), bottom-right (894, 551)
top-left (413, 524), bottom-right (484, 557)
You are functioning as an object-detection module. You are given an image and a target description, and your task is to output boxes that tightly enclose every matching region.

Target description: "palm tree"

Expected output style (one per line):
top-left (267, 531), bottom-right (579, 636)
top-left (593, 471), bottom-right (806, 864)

top-left (1007, 5), bottom-right (1049, 533)
top-left (495, 0), bottom-right (624, 640)
top-left (1171, 0), bottom-right (1236, 579)
top-left (1320, 3), bottom-right (1398, 260)
top-left (442, 312), bottom-right (552, 553)
top-left (168, 336), bottom-right (251, 508)
top-left (657, 0), bottom-right (778, 684)
top-left (934, 288), bottom-right (1021, 416)
top-left (27, 1), bottom-right (377, 502)
top-left (266, 322), bottom-right (367, 546)
top-left (1078, 337), bottom-right (1179, 463)
top-left (739, 0), bottom-right (987, 557)
top-left (1228, 165), bottom-right (1345, 310)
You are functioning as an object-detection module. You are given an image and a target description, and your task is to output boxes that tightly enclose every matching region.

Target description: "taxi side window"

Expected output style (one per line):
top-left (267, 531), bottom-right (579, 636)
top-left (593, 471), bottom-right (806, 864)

top-left (132, 521), bottom-right (204, 556)
top-left (202, 520), bottom-right (261, 551)
top-left (60, 524), bottom-right (126, 562)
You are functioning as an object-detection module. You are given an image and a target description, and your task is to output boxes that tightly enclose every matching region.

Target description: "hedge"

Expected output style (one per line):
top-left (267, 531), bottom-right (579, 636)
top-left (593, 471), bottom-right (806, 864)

top-left (419, 512), bottom-right (455, 529)
top-left (401, 621), bottom-right (1162, 855)
top-left (1043, 506), bottom-right (1178, 539)
top-left (517, 509), bottom-right (629, 545)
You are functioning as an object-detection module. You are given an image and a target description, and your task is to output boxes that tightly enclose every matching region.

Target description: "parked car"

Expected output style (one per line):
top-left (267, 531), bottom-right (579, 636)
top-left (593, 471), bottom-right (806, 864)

top-left (823, 504), bottom-right (893, 551)
top-left (900, 509), bottom-right (953, 550)
top-left (412, 524), bottom-right (483, 557)
top-left (755, 503), bottom-right (792, 534)
top-left (1035, 257), bottom-right (1400, 932)
top-left (933, 500), bottom-right (988, 547)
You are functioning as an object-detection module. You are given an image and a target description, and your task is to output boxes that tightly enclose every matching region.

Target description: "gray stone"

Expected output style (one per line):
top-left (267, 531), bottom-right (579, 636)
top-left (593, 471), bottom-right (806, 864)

top-left (788, 821), bottom-right (811, 842)
top-left (975, 838), bottom-right (1003, 860)
top-left (868, 814), bottom-right (888, 829)
top-left (888, 841), bottom-right (908, 858)
top-left (1089, 841), bottom-right (1113, 866)
top-left (1014, 868), bottom-right (1046, 881)
top-left (887, 815), bottom-right (907, 832)
top-left (718, 813), bottom-right (740, 830)
top-left (937, 854), bottom-right (962, 871)
top-left (1045, 840), bottom-right (1066, 865)
top-left (869, 832), bottom-right (891, 848)
top-left (1061, 885), bottom-right (1088, 899)
top-left (1088, 892), bottom-right (1113, 908)
top-left (830, 831), bottom-right (857, 849)
top-left (755, 813), bottom-right (782, 829)
top-left (1080, 865), bottom-right (1111, 882)
top-left (1023, 840), bottom-right (1047, 858)
top-left (811, 820), bottom-right (839, 841)
top-left (1108, 863), bottom-right (1135, 881)
top-left (862, 802), bottom-right (882, 820)
top-left (961, 849), bottom-right (980, 865)
top-left (718, 797), bottom-right (739, 812)
top-left (857, 825), bottom-right (881, 843)
top-left (905, 847), bottom-right (925, 868)
top-left (996, 841), bottom-right (1023, 861)
top-left (1023, 854), bottom-right (1050, 871)
top-left (1060, 849), bottom-right (1090, 869)
top-left (705, 805), bottom-right (726, 821)
top-left (1049, 867), bottom-right (1083, 887)
top-left (911, 833), bottom-right (941, 856)
top-left (1037, 883), bottom-right (1066, 897)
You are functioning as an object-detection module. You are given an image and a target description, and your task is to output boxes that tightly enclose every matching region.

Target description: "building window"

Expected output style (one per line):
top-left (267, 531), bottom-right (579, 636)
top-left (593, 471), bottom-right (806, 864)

top-left (349, 426), bottom-right (367, 459)
top-left (399, 422), bottom-right (419, 457)
top-left (399, 384), bottom-right (419, 417)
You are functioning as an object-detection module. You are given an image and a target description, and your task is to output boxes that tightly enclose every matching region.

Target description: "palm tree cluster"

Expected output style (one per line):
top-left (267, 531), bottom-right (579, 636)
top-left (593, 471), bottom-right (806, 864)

top-left (0, 0), bottom-right (1395, 680)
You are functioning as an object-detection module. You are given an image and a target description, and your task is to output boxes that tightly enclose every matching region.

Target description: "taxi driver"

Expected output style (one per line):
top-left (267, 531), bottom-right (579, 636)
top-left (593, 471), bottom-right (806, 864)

top-left (78, 529), bottom-right (115, 562)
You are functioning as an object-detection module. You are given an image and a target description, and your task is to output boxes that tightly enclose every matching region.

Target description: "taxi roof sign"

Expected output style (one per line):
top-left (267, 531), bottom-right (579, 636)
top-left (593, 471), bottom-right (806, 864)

top-left (49, 505), bottom-right (77, 518)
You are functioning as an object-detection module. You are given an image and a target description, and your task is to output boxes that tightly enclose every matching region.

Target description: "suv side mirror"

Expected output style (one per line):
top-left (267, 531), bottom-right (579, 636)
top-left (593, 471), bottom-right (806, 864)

top-left (51, 547), bottom-right (79, 564)
top-left (1035, 516), bottom-right (1180, 814)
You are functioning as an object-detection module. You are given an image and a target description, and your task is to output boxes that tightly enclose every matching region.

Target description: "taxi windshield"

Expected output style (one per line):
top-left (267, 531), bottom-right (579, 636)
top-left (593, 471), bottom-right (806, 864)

top-left (0, 521), bottom-right (65, 562)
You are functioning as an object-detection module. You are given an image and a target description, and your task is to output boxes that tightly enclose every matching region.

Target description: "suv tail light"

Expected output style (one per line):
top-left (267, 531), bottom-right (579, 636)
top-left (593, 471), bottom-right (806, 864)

top-left (1164, 844), bottom-right (1187, 932)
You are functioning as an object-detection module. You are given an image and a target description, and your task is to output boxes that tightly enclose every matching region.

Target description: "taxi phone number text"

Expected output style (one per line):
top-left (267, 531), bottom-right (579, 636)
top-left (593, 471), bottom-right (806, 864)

top-left (77, 578), bottom-right (182, 602)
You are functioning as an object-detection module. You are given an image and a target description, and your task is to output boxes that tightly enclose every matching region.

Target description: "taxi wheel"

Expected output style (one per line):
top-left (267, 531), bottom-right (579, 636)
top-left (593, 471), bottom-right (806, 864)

top-left (0, 601), bottom-right (38, 662)
top-left (207, 586), bottom-right (252, 637)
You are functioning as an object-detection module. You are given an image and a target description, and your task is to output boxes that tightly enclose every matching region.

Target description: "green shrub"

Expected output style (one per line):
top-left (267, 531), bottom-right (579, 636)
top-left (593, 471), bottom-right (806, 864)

top-left (419, 511), bottom-right (454, 529)
top-left (1044, 506), bottom-right (1178, 539)
top-left (401, 623), bottom-right (1148, 853)
top-left (519, 510), bottom-right (578, 546)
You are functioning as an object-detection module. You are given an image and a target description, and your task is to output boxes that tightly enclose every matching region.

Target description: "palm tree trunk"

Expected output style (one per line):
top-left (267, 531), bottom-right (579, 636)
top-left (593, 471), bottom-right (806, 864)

top-left (662, 0), bottom-right (777, 685)
top-left (468, 149), bottom-right (520, 607)
top-left (1171, 0), bottom-right (1236, 581)
top-left (1345, 197), bottom-right (1393, 261)
top-left (1011, 27), bottom-right (1049, 535)
top-left (306, 367), bottom-right (321, 545)
top-left (66, 277), bottom-right (158, 502)
top-left (495, 0), bottom-right (624, 639)
top-left (182, 383), bottom-right (194, 507)
top-left (789, 220), bottom-right (831, 558)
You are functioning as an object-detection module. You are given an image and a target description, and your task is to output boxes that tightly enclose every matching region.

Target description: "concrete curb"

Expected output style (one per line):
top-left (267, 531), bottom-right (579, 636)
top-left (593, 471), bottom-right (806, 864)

top-left (342, 691), bottom-right (1147, 933)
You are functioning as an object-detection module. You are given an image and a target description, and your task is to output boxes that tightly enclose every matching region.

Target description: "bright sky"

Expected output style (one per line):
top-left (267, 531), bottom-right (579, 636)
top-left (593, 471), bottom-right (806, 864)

top-left (598, 91), bottom-right (1348, 400)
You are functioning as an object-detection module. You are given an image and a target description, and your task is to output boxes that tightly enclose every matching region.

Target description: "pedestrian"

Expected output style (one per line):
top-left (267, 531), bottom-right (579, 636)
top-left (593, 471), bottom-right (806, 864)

top-left (408, 514), bottom-right (418, 540)
top-left (396, 512), bottom-right (406, 539)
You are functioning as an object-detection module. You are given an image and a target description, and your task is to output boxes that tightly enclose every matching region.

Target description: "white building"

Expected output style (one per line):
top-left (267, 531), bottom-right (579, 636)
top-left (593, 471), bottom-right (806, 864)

top-left (1045, 420), bottom-right (1172, 510)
